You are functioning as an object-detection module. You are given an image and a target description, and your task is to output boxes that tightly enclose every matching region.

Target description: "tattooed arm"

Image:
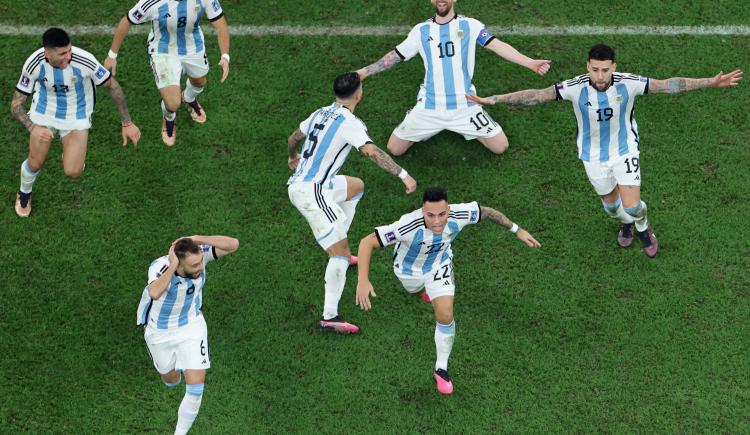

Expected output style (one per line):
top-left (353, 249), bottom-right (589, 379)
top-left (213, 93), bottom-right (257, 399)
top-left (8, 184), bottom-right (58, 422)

top-left (287, 128), bottom-right (305, 169)
top-left (101, 77), bottom-right (141, 146)
top-left (356, 50), bottom-right (403, 80)
top-left (466, 86), bottom-right (557, 106)
top-left (649, 69), bottom-right (743, 94)
top-left (360, 143), bottom-right (416, 193)
top-left (10, 91), bottom-right (34, 131)
top-left (479, 205), bottom-right (542, 247)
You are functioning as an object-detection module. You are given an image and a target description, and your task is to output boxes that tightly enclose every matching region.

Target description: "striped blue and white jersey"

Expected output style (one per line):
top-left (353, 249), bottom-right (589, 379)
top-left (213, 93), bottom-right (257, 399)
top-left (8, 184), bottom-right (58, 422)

top-left (137, 244), bottom-right (217, 331)
top-left (395, 15), bottom-right (495, 111)
top-left (127, 0), bottom-right (225, 56)
top-left (374, 202), bottom-right (481, 277)
top-left (16, 47), bottom-right (111, 127)
top-left (287, 102), bottom-right (373, 187)
top-left (555, 73), bottom-right (649, 163)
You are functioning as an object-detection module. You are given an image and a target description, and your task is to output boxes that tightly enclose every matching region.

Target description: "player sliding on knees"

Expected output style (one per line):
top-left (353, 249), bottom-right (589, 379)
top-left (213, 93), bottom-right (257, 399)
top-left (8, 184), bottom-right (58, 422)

top-left (356, 186), bottom-right (540, 395)
top-left (105, 0), bottom-right (230, 146)
top-left (288, 72), bottom-right (417, 334)
top-left (468, 43), bottom-right (742, 258)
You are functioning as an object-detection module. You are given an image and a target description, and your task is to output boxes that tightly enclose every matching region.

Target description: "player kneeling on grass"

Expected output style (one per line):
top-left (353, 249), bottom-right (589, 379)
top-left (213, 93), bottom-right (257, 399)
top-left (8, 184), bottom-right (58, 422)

top-left (355, 186), bottom-right (541, 395)
top-left (12, 27), bottom-right (141, 218)
top-left (137, 235), bottom-right (239, 434)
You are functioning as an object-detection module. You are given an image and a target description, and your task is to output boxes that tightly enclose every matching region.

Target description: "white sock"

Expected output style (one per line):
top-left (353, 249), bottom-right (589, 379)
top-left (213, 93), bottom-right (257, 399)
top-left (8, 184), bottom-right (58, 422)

top-left (323, 256), bottom-right (349, 320)
top-left (183, 79), bottom-right (204, 103)
top-left (175, 383), bottom-right (203, 435)
top-left (339, 192), bottom-right (362, 234)
top-left (435, 320), bottom-right (455, 371)
top-left (625, 201), bottom-right (649, 232)
top-left (602, 198), bottom-right (634, 224)
top-left (20, 159), bottom-right (40, 193)
top-left (161, 100), bottom-right (176, 121)
top-left (615, 203), bottom-right (635, 224)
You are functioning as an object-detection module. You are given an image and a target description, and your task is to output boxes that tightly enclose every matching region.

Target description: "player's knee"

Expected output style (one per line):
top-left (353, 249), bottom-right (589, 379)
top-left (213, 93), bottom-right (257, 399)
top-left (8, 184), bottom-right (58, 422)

top-left (164, 99), bottom-right (181, 113)
top-left (163, 371), bottom-right (183, 388)
top-left (189, 77), bottom-right (207, 88)
top-left (27, 158), bottom-right (45, 172)
top-left (487, 137), bottom-right (509, 155)
top-left (435, 311), bottom-right (454, 325)
top-left (63, 165), bottom-right (84, 178)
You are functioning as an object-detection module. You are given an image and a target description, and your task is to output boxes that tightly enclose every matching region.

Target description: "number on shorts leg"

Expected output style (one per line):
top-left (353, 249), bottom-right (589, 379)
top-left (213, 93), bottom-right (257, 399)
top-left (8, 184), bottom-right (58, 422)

top-left (469, 112), bottom-right (491, 131)
top-left (624, 156), bottom-right (640, 174)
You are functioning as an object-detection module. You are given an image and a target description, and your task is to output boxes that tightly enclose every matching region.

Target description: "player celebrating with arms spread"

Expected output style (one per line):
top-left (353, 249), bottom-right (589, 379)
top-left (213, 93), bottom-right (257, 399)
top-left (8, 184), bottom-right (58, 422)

top-left (356, 0), bottom-right (550, 156)
top-left (105, 0), bottom-right (230, 146)
top-left (12, 28), bottom-right (141, 217)
top-left (356, 187), bottom-right (541, 394)
top-left (137, 235), bottom-right (239, 434)
top-left (468, 44), bottom-right (743, 257)
top-left (288, 72), bottom-right (417, 334)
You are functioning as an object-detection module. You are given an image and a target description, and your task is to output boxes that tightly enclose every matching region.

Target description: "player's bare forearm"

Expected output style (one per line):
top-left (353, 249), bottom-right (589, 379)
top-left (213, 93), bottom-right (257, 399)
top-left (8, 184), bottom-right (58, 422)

top-left (356, 234), bottom-right (380, 282)
top-left (361, 51), bottom-right (402, 78)
top-left (649, 78), bottom-right (707, 94)
top-left (105, 78), bottom-right (132, 123)
top-left (110, 17), bottom-right (131, 52)
top-left (189, 235), bottom-right (240, 257)
top-left (147, 264), bottom-right (177, 299)
top-left (362, 144), bottom-right (402, 176)
top-left (492, 87), bottom-right (556, 105)
top-left (10, 91), bottom-right (33, 131)
top-left (212, 17), bottom-right (230, 55)
top-left (479, 206), bottom-right (513, 229)
top-left (288, 128), bottom-right (305, 157)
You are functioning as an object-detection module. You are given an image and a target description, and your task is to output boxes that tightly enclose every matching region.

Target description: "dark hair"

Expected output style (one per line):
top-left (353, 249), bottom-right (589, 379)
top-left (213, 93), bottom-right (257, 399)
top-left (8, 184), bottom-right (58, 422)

top-left (588, 43), bottom-right (615, 62)
top-left (423, 186), bottom-right (448, 203)
top-left (174, 238), bottom-right (202, 260)
top-left (333, 72), bottom-right (361, 99)
top-left (42, 28), bottom-right (71, 49)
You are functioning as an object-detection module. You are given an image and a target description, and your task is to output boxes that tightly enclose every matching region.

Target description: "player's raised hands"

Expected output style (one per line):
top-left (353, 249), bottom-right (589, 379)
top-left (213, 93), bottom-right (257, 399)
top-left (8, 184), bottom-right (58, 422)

top-left (104, 57), bottom-right (117, 76)
top-left (403, 175), bottom-right (417, 194)
top-left (121, 122), bottom-right (141, 147)
top-left (218, 56), bottom-right (230, 83)
top-left (516, 229), bottom-right (541, 248)
top-left (465, 94), bottom-right (497, 106)
top-left (167, 240), bottom-right (179, 266)
top-left (529, 59), bottom-right (551, 76)
top-left (711, 69), bottom-right (743, 88)
top-left (356, 280), bottom-right (377, 311)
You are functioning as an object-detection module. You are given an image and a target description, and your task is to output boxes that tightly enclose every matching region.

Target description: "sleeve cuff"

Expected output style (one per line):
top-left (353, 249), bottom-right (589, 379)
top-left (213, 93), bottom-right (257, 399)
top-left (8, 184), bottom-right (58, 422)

top-left (97, 74), bottom-right (112, 87)
top-left (644, 78), bottom-right (650, 95)
top-left (476, 203), bottom-right (482, 221)
top-left (15, 87), bottom-right (31, 96)
top-left (394, 48), bottom-right (405, 60)
top-left (212, 246), bottom-right (218, 259)
top-left (554, 84), bottom-right (563, 101)
top-left (209, 12), bottom-right (225, 22)
top-left (126, 14), bottom-right (139, 25)
top-left (374, 230), bottom-right (384, 247)
top-left (481, 36), bottom-right (496, 47)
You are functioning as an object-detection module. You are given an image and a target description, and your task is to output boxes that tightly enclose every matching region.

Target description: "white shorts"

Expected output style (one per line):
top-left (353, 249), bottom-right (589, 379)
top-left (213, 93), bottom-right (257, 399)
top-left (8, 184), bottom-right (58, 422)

top-left (149, 52), bottom-right (209, 89)
top-left (582, 151), bottom-right (642, 195)
top-left (144, 314), bottom-right (211, 374)
top-left (288, 176), bottom-right (349, 250)
top-left (396, 261), bottom-right (455, 300)
top-left (393, 105), bottom-right (503, 142)
top-left (29, 112), bottom-right (90, 137)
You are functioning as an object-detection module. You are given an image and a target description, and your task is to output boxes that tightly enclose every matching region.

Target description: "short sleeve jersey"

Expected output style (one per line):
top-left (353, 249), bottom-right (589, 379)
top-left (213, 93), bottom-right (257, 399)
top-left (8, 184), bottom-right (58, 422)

top-left (287, 102), bottom-right (374, 187)
top-left (395, 15), bottom-right (495, 111)
top-left (374, 202), bottom-right (481, 277)
top-left (127, 0), bottom-right (224, 56)
top-left (137, 244), bottom-right (217, 331)
top-left (555, 73), bottom-right (649, 162)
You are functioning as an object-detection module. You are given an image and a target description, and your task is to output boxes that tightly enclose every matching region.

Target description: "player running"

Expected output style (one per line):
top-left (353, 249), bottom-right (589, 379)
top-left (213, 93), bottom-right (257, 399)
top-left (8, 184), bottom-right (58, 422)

top-left (355, 186), bottom-right (541, 394)
top-left (467, 43), bottom-right (743, 257)
top-left (11, 27), bottom-right (141, 217)
top-left (104, 0), bottom-right (230, 146)
top-left (356, 0), bottom-right (550, 156)
top-left (137, 235), bottom-right (239, 434)
top-left (288, 72), bottom-right (417, 334)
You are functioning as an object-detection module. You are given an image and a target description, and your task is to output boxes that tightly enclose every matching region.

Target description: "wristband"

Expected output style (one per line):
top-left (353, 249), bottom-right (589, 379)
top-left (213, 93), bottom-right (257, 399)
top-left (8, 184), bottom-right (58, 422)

top-left (509, 223), bottom-right (519, 234)
top-left (398, 169), bottom-right (408, 180)
top-left (108, 50), bottom-right (118, 59)
top-left (121, 122), bottom-right (132, 128)
top-left (221, 53), bottom-right (230, 62)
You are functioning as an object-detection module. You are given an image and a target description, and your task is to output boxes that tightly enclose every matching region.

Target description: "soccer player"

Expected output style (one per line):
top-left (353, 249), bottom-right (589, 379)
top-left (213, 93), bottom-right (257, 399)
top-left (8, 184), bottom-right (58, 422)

top-left (137, 235), bottom-right (239, 435)
top-left (11, 28), bottom-right (141, 218)
top-left (467, 43), bottom-right (743, 258)
top-left (356, 187), bottom-right (541, 394)
top-left (356, 0), bottom-right (550, 156)
top-left (104, 0), bottom-right (230, 146)
top-left (288, 72), bottom-right (418, 334)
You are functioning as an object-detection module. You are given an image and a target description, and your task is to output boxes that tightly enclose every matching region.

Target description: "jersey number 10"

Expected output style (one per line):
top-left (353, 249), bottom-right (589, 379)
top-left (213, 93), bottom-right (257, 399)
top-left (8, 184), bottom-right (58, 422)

top-left (437, 41), bottom-right (455, 58)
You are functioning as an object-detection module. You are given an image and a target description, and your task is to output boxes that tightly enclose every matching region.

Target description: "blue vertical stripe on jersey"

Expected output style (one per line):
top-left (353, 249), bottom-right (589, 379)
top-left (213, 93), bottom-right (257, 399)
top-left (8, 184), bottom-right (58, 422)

top-left (177, 0), bottom-right (188, 55)
top-left (302, 114), bottom-right (346, 182)
top-left (439, 24), bottom-right (457, 110)
top-left (178, 280), bottom-right (196, 327)
top-left (402, 229), bottom-right (424, 276)
top-left (35, 67), bottom-right (48, 114)
top-left (157, 278), bottom-right (180, 329)
top-left (421, 233), bottom-right (444, 274)
top-left (420, 25), bottom-right (436, 109)
top-left (52, 68), bottom-right (67, 120)
top-left (615, 83), bottom-right (630, 156)
top-left (578, 87), bottom-right (591, 161)
top-left (291, 109), bottom-right (323, 183)
top-left (192, 3), bottom-right (204, 53)
top-left (459, 20), bottom-right (474, 107)
top-left (157, 4), bottom-right (170, 54)
top-left (440, 221), bottom-right (459, 263)
top-left (72, 67), bottom-right (86, 120)
top-left (596, 90), bottom-right (611, 162)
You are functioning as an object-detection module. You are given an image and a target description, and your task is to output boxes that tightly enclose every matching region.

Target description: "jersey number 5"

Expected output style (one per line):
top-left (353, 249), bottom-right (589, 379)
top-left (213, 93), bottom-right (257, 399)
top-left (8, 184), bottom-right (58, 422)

top-left (302, 123), bottom-right (326, 158)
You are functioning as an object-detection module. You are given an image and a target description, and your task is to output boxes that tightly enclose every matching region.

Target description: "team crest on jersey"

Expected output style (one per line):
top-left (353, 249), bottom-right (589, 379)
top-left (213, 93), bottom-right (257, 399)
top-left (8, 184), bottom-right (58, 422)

top-left (95, 66), bottom-right (107, 79)
top-left (211, 0), bottom-right (221, 12)
top-left (457, 29), bottom-right (464, 39)
top-left (615, 94), bottom-right (624, 103)
top-left (640, 77), bottom-right (647, 82)
top-left (384, 231), bottom-right (397, 243)
top-left (132, 9), bottom-right (143, 20)
top-left (71, 76), bottom-right (78, 84)
top-left (19, 75), bottom-right (30, 87)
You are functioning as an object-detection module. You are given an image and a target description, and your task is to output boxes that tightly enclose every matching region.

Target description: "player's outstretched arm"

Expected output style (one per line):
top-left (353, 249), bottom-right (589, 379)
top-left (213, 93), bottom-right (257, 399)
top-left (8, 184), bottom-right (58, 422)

top-left (147, 241), bottom-right (180, 300)
top-left (649, 69), bottom-right (743, 94)
top-left (287, 128), bottom-right (305, 169)
top-left (356, 50), bottom-right (403, 81)
top-left (479, 206), bottom-right (542, 248)
top-left (360, 143), bottom-right (417, 194)
top-left (188, 235), bottom-right (240, 257)
top-left (211, 16), bottom-right (231, 83)
top-left (467, 86), bottom-right (557, 106)
top-left (356, 233), bottom-right (382, 311)
top-left (484, 39), bottom-right (551, 76)
top-left (104, 16), bottom-right (132, 76)
top-left (102, 77), bottom-right (141, 146)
